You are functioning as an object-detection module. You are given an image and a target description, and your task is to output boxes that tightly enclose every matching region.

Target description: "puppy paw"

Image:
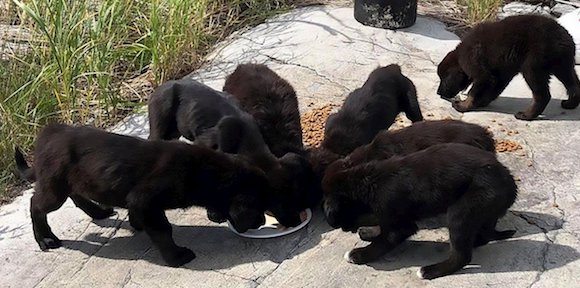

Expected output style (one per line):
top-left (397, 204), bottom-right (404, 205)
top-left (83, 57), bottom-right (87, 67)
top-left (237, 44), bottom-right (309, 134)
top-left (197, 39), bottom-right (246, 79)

top-left (561, 99), bottom-right (580, 110)
top-left (417, 264), bottom-right (453, 280)
top-left (164, 247), bottom-right (196, 267)
top-left (38, 237), bottom-right (62, 251)
top-left (206, 210), bottom-right (227, 224)
top-left (514, 112), bottom-right (535, 121)
top-left (358, 226), bottom-right (381, 242)
top-left (451, 100), bottom-right (470, 112)
top-left (417, 266), bottom-right (438, 280)
top-left (344, 248), bottom-right (370, 265)
top-left (91, 207), bottom-right (115, 220)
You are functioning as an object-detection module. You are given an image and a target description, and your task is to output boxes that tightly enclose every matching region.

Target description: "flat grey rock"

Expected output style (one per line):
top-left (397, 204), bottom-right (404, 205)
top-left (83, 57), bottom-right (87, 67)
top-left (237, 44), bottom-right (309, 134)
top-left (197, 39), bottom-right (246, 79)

top-left (1, 6), bottom-right (579, 288)
top-left (551, 3), bottom-right (577, 16)
top-left (498, 2), bottom-right (552, 19)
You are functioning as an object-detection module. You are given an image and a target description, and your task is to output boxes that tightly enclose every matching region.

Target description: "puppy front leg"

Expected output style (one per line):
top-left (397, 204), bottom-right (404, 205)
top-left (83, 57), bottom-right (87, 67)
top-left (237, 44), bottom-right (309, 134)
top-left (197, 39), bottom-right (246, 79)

top-left (131, 206), bottom-right (195, 267)
top-left (346, 222), bottom-right (418, 264)
top-left (453, 78), bottom-right (506, 112)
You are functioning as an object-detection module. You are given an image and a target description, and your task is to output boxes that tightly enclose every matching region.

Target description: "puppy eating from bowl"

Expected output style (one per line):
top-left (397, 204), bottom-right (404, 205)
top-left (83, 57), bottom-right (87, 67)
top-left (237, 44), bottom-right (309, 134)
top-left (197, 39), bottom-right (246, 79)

top-left (322, 64), bottom-right (423, 156)
top-left (322, 143), bottom-right (517, 279)
top-left (148, 78), bottom-right (309, 229)
top-left (15, 124), bottom-right (269, 267)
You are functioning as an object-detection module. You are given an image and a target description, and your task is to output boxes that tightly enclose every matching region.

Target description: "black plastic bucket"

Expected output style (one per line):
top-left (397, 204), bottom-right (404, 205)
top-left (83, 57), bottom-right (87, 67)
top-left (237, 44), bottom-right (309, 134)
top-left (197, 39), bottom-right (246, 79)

top-left (354, 0), bottom-right (418, 30)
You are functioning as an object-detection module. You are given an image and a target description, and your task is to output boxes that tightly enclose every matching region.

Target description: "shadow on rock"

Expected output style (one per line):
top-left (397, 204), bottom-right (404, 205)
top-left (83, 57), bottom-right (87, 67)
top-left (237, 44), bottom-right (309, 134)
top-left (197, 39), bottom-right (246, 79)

top-left (363, 238), bottom-right (579, 275)
top-left (416, 210), bottom-right (562, 238)
top-left (61, 208), bottom-right (334, 269)
top-left (467, 96), bottom-right (580, 121)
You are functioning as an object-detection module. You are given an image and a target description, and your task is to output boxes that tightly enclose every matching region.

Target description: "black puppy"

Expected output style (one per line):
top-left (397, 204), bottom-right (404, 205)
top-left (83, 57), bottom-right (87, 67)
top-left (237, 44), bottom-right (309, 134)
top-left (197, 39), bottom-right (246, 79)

top-left (148, 78), bottom-right (304, 227)
top-left (148, 78), bottom-right (266, 154)
top-left (345, 119), bottom-right (495, 167)
top-left (322, 64), bottom-right (423, 156)
top-left (223, 64), bottom-right (320, 209)
top-left (322, 143), bottom-right (517, 279)
top-left (15, 124), bottom-right (268, 267)
top-left (325, 119), bottom-right (496, 229)
top-left (437, 15), bottom-right (580, 120)
top-left (223, 63), bottom-right (304, 157)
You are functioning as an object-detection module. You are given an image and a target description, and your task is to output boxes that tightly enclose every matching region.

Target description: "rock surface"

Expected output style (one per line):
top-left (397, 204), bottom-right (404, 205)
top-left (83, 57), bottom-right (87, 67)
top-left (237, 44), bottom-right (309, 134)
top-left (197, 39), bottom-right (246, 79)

top-left (497, 2), bottom-right (552, 19)
top-left (551, 3), bottom-right (577, 16)
top-left (1, 6), bottom-right (580, 288)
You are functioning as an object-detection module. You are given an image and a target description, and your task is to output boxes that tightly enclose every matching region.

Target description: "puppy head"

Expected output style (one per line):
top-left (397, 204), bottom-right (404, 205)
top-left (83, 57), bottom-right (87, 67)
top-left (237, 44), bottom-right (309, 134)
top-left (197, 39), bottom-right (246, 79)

top-left (264, 152), bottom-right (319, 227)
top-left (321, 113), bottom-right (360, 156)
top-left (321, 159), bottom-right (370, 232)
top-left (437, 50), bottom-right (471, 99)
top-left (227, 166), bottom-right (268, 233)
top-left (280, 152), bottom-right (321, 209)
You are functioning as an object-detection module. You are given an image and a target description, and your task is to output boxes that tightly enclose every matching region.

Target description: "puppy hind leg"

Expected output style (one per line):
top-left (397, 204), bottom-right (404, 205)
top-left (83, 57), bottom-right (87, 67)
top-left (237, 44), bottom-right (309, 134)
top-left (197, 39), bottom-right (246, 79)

top-left (131, 206), bottom-right (195, 267)
top-left (419, 203), bottom-right (477, 279)
top-left (518, 69), bottom-right (551, 120)
top-left (475, 218), bottom-right (515, 247)
top-left (553, 63), bottom-right (580, 109)
top-left (30, 190), bottom-right (68, 251)
top-left (70, 195), bottom-right (114, 220)
top-left (419, 224), bottom-right (475, 279)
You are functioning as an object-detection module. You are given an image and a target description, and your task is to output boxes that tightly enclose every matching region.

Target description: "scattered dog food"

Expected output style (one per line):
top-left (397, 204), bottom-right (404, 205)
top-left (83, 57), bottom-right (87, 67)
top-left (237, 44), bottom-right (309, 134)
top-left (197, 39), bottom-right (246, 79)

top-left (301, 104), bottom-right (336, 147)
top-left (507, 130), bottom-right (519, 136)
top-left (495, 139), bottom-right (523, 153)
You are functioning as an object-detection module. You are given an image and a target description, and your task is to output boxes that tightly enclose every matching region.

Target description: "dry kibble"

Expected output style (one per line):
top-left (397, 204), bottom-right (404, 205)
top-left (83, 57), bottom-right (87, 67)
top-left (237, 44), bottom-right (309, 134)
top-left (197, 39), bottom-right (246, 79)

top-left (301, 104), bottom-right (336, 147)
top-left (495, 139), bottom-right (523, 153)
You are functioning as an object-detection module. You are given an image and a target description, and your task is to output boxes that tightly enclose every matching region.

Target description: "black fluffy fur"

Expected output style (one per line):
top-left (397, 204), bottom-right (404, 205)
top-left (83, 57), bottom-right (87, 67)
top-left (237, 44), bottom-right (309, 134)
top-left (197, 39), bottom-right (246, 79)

top-left (437, 15), bottom-right (580, 120)
top-left (322, 64), bottom-right (423, 156)
top-left (148, 78), bottom-right (267, 154)
top-left (345, 119), bottom-right (496, 167)
top-left (223, 63), bottom-right (305, 157)
top-left (16, 124), bottom-right (270, 267)
top-left (322, 143), bottom-right (517, 279)
top-left (223, 64), bottom-right (321, 209)
top-left (148, 78), bottom-right (307, 227)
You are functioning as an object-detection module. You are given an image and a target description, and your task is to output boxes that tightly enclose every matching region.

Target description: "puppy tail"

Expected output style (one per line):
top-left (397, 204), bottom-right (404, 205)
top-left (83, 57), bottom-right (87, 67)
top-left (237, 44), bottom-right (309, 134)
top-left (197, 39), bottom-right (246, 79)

top-left (400, 76), bottom-right (424, 122)
top-left (14, 146), bottom-right (36, 182)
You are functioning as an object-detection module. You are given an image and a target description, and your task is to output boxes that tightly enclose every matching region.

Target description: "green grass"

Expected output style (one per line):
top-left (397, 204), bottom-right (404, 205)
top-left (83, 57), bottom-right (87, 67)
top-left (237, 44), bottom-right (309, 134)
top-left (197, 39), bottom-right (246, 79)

top-left (0, 0), bottom-right (295, 202)
top-left (459, 0), bottom-right (502, 25)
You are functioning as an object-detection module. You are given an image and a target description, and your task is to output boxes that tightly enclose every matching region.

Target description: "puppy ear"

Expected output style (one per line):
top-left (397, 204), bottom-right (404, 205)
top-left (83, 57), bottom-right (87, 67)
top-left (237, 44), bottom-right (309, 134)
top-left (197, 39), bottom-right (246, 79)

top-left (438, 50), bottom-right (459, 75)
top-left (216, 116), bottom-right (244, 153)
